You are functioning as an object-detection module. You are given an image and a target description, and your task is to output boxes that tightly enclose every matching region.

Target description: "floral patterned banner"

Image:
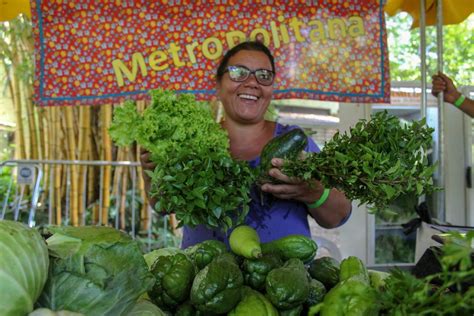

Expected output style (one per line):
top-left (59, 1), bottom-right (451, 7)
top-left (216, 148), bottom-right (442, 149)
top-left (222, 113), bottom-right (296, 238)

top-left (31, 0), bottom-right (390, 106)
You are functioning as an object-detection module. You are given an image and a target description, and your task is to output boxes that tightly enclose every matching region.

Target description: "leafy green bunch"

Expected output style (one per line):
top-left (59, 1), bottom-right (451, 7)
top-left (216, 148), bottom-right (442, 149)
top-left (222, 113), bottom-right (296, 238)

top-left (283, 111), bottom-right (436, 212)
top-left (109, 89), bottom-right (255, 231)
top-left (378, 231), bottom-right (474, 315)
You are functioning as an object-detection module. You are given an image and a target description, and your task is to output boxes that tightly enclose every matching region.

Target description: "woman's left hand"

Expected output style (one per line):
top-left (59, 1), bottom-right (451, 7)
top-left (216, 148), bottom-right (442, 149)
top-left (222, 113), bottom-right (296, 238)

top-left (260, 158), bottom-right (324, 203)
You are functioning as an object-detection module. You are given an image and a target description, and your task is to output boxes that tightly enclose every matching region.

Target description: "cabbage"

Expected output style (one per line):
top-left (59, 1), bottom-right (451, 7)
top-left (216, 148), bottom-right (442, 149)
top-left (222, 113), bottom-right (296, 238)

top-left (126, 300), bottom-right (166, 316)
top-left (37, 226), bottom-right (155, 315)
top-left (144, 247), bottom-right (184, 268)
top-left (0, 220), bottom-right (49, 316)
top-left (29, 308), bottom-right (84, 316)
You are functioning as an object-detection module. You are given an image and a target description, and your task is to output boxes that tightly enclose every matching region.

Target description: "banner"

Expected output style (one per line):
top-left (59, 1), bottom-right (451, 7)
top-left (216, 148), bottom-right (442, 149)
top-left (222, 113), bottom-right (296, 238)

top-left (31, 0), bottom-right (390, 106)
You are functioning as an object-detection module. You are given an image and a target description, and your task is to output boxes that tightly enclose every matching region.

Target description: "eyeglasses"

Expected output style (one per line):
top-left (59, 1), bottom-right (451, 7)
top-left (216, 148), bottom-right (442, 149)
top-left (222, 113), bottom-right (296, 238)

top-left (224, 65), bottom-right (275, 86)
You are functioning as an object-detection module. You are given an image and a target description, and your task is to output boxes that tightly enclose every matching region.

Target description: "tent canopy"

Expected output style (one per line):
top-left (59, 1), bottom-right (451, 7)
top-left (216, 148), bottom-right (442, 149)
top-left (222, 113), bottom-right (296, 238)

top-left (385, 0), bottom-right (474, 27)
top-left (0, 0), bottom-right (30, 22)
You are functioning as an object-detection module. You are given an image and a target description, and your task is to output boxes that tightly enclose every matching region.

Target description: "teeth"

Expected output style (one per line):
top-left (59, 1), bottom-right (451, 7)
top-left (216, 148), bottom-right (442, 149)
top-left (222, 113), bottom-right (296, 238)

top-left (239, 94), bottom-right (258, 100)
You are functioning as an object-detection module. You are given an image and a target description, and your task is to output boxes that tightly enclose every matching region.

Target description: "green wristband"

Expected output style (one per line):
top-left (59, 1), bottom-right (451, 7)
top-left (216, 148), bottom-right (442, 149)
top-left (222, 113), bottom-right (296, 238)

top-left (454, 94), bottom-right (466, 108)
top-left (306, 188), bottom-right (331, 208)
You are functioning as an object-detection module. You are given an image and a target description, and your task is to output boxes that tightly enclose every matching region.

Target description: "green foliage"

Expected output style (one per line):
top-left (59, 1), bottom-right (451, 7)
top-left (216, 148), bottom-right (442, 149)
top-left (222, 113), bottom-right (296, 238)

top-left (375, 233), bottom-right (415, 264)
top-left (379, 232), bottom-right (474, 315)
top-left (283, 111), bottom-right (436, 212)
top-left (37, 226), bottom-right (155, 315)
top-left (387, 13), bottom-right (474, 85)
top-left (110, 89), bottom-right (255, 232)
top-left (0, 165), bottom-right (13, 205)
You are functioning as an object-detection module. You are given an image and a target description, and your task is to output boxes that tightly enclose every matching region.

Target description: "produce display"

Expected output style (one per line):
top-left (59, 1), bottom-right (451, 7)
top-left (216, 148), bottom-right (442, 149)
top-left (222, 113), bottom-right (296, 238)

top-left (111, 89), bottom-right (435, 231)
top-left (0, 220), bottom-right (473, 315)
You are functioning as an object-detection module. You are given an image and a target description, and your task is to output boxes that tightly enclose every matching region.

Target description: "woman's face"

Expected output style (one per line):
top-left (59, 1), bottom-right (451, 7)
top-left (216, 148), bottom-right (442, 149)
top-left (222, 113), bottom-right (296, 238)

top-left (217, 50), bottom-right (274, 125)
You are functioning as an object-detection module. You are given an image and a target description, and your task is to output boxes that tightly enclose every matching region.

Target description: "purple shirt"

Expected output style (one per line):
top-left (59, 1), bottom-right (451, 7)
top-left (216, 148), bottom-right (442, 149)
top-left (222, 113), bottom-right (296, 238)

top-left (181, 123), bottom-right (320, 248)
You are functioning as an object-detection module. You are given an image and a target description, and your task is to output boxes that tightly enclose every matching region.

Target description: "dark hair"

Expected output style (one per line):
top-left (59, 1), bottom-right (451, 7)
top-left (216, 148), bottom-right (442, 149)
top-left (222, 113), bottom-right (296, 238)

top-left (216, 41), bottom-right (275, 82)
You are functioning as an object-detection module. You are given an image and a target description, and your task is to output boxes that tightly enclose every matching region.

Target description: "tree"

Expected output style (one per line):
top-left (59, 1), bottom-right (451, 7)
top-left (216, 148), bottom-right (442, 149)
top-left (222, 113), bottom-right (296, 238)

top-left (387, 13), bottom-right (474, 86)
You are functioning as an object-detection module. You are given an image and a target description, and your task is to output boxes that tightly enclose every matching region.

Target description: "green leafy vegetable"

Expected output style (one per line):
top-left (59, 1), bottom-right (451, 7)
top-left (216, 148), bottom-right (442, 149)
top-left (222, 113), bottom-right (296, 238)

top-left (28, 308), bottom-right (84, 316)
top-left (0, 220), bottom-right (49, 316)
top-left (283, 111), bottom-right (436, 212)
top-left (37, 226), bottom-right (155, 315)
top-left (379, 231), bottom-right (474, 315)
top-left (126, 300), bottom-right (166, 316)
top-left (110, 89), bottom-right (255, 231)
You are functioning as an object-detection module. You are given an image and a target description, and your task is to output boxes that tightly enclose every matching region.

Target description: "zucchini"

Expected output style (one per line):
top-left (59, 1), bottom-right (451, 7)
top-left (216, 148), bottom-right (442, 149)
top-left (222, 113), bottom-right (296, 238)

top-left (261, 234), bottom-right (317, 263)
top-left (259, 128), bottom-right (308, 183)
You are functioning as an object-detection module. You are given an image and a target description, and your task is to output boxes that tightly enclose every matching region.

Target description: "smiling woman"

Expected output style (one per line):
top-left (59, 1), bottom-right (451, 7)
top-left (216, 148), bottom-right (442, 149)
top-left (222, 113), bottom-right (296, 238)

top-left (174, 40), bottom-right (353, 248)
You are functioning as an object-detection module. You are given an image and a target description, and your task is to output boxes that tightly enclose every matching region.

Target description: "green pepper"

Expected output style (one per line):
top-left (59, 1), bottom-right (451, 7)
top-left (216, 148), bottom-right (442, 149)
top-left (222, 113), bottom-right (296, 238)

top-left (190, 253), bottom-right (243, 314)
top-left (148, 253), bottom-right (196, 311)
top-left (190, 240), bottom-right (228, 269)
top-left (320, 279), bottom-right (379, 316)
top-left (279, 304), bottom-right (303, 316)
top-left (306, 278), bottom-right (327, 307)
top-left (228, 286), bottom-right (278, 316)
top-left (242, 253), bottom-right (283, 291)
top-left (265, 258), bottom-right (310, 310)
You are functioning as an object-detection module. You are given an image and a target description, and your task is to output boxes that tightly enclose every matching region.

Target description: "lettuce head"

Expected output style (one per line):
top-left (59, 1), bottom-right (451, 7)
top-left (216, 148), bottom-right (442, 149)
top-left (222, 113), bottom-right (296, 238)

top-left (37, 226), bottom-right (154, 315)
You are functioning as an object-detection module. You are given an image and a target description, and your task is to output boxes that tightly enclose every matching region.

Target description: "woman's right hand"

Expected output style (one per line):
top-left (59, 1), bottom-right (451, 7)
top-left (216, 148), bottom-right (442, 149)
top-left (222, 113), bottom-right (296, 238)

top-left (431, 72), bottom-right (462, 104)
top-left (139, 148), bottom-right (158, 208)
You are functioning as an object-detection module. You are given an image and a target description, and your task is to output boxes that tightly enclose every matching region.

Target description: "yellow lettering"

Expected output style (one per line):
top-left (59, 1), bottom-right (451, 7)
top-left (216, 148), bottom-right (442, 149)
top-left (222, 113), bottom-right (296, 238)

top-left (328, 18), bottom-right (347, 40)
top-left (149, 50), bottom-right (168, 71)
top-left (270, 21), bottom-right (281, 48)
top-left (308, 20), bottom-right (326, 41)
top-left (225, 30), bottom-right (246, 49)
top-left (289, 17), bottom-right (305, 42)
top-left (202, 37), bottom-right (223, 60)
top-left (112, 52), bottom-right (147, 87)
top-left (277, 16), bottom-right (290, 44)
top-left (250, 28), bottom-right (270, 46)
top-left (348, 16), bottom-right (365, 37)
top-left (185, 42), bottom-right (199, 64)
top-left (168, 43), bottom-right (185, 67)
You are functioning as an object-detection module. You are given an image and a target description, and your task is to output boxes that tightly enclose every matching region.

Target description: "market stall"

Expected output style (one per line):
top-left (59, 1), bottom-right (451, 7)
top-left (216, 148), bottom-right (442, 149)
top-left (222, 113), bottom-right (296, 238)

top-left (0, 0), bottom-right (473, 315)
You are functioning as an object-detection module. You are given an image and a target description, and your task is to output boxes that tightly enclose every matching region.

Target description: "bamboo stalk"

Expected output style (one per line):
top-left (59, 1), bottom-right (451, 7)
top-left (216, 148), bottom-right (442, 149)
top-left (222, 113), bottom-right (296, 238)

top-left (24, 84), bottom-right (38, 159)
top-left (119, 148), bottom-right (129, 230)
top-left (135, 100), bottom-right (149, 232)
top-left (38, 108), bottom-right (50, 213)
top-left (11, 70), bottom-right (27, 159)
top-left (77, 106), bottom-right (91, 224)
top-left (111, 145), bottom-right (124, 198)
top-left (169, 214), bottom-right (178, 235)
top-left (65, 106), bottom-right (79, 226)
top-left (87, 107), bottom-right (97, 217)
top-left (49, 107), bottom-right (62, 225)
top-left (101, 104), bottom-right (113, 225)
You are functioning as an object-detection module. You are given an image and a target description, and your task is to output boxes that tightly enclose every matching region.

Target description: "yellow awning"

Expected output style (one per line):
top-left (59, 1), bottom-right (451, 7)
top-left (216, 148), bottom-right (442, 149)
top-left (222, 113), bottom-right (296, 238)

top-left (0, 0), bottom-right (31, 22)
top-left (385, 0), bottom-right (474, 27)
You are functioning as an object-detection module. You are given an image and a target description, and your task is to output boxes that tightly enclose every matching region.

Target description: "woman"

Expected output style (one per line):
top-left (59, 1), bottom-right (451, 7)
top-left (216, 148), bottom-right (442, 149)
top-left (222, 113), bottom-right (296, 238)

top-left (143, 41), bottom-right (352, 248)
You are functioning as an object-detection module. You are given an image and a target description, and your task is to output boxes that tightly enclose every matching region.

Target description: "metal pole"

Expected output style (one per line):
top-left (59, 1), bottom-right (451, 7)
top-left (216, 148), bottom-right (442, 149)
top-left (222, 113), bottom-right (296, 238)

top-left (420, 0), bottom-right (427, 119)
top-left (435, 0), bottom-right (445, 221)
